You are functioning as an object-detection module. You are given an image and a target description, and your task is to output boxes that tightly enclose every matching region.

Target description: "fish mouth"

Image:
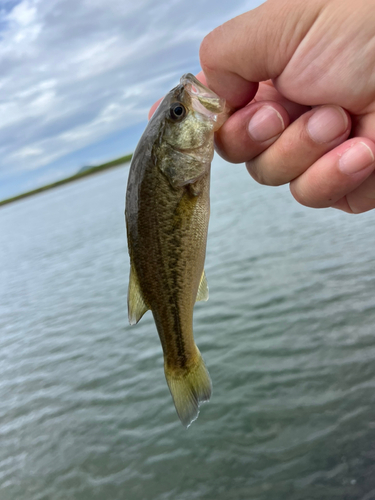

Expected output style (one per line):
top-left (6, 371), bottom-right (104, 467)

top-left (180, 73), bottom-right (228, 128)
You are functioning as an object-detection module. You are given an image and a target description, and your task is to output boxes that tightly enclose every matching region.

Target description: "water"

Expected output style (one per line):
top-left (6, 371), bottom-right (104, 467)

top-left (1, 157), bottom-right (375, 500)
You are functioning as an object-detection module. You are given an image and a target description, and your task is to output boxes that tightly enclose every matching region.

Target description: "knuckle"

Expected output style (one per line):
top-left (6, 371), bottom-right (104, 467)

top-left (199, 33), bottom-right (215, 71)
top-left (289, 183), bottom-right (311, 207)
top-left (346, 194), bottom-right (374, 214)
top-left (260, 132), bottom-right (309, 185)
top-left (198, 36), bottom-right (209, 66)
top-left (246, 159), bottom-right (274, 185)
top-left (290, 180), bottom-right (329, 209)
top-left (247, 149), bottom-right (291, 186)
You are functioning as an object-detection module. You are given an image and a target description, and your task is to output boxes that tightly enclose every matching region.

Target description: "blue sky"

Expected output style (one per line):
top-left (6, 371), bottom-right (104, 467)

top-left (0, 0), bottom-right (261, 199)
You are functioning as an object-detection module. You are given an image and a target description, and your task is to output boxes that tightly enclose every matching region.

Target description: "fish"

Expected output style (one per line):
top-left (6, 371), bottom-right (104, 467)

top-left (125, 73), bottom-right (227, 427)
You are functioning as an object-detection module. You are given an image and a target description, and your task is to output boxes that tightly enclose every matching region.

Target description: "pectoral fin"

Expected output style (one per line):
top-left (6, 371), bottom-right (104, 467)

top-left (128, 264), bottom-right (149, 325)
top-left (196, 270), bottom-right (209, 302)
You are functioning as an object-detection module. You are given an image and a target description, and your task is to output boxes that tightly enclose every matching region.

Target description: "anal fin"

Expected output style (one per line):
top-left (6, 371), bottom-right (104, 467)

top-left (196, 270), bottom-right (209, 302)
top-left (127, 264), bottom-right (149, 325)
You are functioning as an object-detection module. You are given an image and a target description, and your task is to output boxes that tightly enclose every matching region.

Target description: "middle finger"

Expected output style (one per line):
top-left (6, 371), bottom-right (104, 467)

top-left (246, 105), bottom-right (351, 186)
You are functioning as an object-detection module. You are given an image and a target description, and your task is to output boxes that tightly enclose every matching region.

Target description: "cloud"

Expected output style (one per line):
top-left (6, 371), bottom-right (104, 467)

top-left (0, 0), bottom-right (260, 197)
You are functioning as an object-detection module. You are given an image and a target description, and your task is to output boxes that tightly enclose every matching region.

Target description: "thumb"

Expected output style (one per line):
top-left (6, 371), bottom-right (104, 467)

top-left (199, 0), bottom-right (322, 109)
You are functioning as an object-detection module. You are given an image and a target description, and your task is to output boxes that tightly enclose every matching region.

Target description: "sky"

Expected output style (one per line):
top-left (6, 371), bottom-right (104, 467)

top-left (0, 0), bottom-right (262, 199)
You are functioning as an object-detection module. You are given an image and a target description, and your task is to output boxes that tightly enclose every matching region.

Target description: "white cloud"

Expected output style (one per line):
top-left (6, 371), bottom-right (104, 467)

top-left (12, 145), bottom-right (43, 159)
top-left (9, 0), bottom-right (37, 26)
top-left (0, 0), bottom-right (262, 196)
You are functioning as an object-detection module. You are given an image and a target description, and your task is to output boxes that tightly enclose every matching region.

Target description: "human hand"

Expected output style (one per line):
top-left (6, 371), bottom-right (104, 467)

top-left (198, 0), bottom-right (375, 213)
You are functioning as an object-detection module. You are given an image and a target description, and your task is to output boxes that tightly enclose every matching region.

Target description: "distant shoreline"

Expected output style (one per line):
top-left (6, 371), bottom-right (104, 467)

top-left (0, 153), bottom-right (133, 207)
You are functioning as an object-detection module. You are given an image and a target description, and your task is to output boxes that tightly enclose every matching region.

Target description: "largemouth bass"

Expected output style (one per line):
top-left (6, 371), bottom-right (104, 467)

top-left (125, 74), bottom-right (227, 427)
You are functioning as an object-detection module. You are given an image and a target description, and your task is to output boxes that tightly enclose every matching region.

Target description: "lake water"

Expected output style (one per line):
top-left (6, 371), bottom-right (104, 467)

top-left (1, 157), bottom-right (375, 500)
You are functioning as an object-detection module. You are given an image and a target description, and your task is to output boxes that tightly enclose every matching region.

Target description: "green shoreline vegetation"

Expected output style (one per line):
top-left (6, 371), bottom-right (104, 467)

top-left (0, 153), bottom-right (133, 207)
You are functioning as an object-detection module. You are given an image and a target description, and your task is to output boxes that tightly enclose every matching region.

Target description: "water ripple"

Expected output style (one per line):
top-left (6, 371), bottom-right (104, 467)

top-left (1, 161), bottom-right (375, 499)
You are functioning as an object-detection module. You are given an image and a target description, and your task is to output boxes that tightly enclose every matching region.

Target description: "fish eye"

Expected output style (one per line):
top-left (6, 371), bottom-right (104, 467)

top-left (169, 102), bottom-right (186, 121)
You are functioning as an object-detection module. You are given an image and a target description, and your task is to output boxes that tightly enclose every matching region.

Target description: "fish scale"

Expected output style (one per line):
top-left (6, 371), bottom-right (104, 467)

top-left (125, 74), bottom-right (228, 427)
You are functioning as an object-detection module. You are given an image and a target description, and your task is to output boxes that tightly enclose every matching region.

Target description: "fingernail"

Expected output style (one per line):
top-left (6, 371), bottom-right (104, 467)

top-left (338, 142), bottom-right (375, 175)
top-left (248, 106), bottom-right (285, 142)
top-left (307, 106), bottom-right (348, 143)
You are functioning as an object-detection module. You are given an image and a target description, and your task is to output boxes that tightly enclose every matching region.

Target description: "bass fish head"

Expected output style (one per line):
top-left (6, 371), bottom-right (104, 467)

top-left (155, 73), bottom-right (227, 153)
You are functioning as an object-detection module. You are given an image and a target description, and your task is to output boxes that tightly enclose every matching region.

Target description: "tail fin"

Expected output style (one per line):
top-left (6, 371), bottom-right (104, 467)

top-left (165, 351), bottom-right (212, 428)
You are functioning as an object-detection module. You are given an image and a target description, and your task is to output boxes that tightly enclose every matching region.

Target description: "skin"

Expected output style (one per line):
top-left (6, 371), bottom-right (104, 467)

top-left (151, 0), bottom-right (375, 213)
